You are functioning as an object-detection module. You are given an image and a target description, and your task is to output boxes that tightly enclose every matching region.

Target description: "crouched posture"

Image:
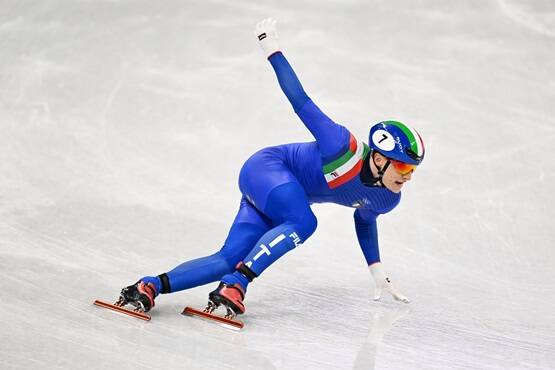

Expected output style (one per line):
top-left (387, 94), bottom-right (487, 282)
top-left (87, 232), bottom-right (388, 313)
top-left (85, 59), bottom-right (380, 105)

top-left (119, 19), bottom-right (425, 317)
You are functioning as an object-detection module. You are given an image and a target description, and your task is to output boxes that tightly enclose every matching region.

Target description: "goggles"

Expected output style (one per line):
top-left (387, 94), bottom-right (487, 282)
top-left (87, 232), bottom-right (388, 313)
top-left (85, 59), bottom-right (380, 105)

top-left (390, 159), bottom-right (417, 175)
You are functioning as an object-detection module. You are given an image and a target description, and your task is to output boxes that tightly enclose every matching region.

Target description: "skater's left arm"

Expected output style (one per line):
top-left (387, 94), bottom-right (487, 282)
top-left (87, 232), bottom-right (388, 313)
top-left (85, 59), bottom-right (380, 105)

top-left (354, 209), bottom-right (410, 303)
top-left (254, 18), bottom-right (351, 162)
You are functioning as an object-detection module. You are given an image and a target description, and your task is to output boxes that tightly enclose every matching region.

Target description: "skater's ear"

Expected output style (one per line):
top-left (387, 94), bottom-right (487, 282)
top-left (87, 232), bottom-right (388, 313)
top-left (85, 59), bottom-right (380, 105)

top-left (372, 152), bottom-right (387, 166)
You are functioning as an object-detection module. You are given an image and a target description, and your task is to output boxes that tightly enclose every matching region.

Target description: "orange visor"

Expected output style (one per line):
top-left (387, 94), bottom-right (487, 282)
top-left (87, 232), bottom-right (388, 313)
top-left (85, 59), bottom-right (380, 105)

top-left (390, 159), bottom-right (417, 175)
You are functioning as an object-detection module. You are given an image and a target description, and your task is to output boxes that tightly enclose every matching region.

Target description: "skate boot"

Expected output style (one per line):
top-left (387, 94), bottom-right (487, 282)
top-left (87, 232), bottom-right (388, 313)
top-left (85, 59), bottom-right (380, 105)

top-left (205, 282), bottom-right (246, 319)
top-left (182, 263), bottom-right (254, 328)
top-left (202, 261), bottom-right (257, 318)
top-left (116, 281), bottom-right (157, 313)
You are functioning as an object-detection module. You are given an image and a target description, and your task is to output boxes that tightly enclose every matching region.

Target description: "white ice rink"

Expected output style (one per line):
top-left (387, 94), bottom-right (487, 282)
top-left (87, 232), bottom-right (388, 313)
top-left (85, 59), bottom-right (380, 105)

top-left (1, 1), bottom-right (554, 369)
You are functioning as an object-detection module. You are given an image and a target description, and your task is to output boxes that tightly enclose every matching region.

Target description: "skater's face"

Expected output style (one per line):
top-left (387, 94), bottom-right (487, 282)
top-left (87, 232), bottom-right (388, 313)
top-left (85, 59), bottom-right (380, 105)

top-left (372, 153), bottom-right (414, 193)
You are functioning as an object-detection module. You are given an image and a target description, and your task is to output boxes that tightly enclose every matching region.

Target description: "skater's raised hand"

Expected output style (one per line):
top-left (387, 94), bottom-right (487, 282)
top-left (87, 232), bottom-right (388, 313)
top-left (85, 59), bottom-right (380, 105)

top-left (369, 263), bottom-right (410, 304)
top-left (254, 18), bottom-right (280, 58)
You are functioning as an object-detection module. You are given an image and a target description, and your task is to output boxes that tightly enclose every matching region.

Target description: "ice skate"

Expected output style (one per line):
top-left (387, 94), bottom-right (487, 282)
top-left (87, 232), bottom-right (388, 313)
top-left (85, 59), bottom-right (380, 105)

top-left (208, 282), bottom-right (246, 317)
top-left (93, 281), bottom-right (157, 321)
top-left (118, 281), bottom-right (157, 312)
top-left (182, 282), bottom-right (246, 330)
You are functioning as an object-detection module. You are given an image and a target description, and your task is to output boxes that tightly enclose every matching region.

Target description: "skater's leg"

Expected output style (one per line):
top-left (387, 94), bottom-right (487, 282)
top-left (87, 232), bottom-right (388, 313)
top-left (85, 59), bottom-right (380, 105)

top-left (204, 150), bottom-right (316, 315)
top-left (220, 181), bottom-right (317, 292)
top-left (139, 197), bottom-right (271, 295)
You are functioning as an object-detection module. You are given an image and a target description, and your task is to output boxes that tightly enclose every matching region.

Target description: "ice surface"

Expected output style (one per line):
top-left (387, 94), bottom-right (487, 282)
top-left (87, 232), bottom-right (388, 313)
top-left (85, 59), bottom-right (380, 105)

top-left (1, 0), bottom-right (554, 369)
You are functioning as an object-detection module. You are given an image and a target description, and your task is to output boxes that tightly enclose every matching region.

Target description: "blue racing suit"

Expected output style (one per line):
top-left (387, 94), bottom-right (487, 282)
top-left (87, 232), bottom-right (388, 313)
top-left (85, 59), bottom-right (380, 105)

top-left (142, 52), bottom-right (401, 295)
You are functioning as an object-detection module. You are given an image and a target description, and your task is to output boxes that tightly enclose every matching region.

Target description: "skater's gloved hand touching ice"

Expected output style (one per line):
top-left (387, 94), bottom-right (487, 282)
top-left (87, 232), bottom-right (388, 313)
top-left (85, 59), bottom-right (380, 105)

top-left (254, 18), bottom-right (280, 58)
top-left (369, 263), bottom-right (410, 303)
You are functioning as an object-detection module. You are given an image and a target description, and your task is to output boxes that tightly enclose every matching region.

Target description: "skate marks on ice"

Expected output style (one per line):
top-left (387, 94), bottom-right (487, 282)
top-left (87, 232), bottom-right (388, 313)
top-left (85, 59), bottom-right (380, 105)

top-left (497, 0), bottom-right (555, 38)
top-left (93, 299), bottom-right (151, 321)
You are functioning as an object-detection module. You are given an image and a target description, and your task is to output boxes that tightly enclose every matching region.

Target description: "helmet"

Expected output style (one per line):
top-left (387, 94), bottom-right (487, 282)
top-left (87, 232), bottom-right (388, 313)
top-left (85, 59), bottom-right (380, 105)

top-left (369, 120), bottom-right (425, 165)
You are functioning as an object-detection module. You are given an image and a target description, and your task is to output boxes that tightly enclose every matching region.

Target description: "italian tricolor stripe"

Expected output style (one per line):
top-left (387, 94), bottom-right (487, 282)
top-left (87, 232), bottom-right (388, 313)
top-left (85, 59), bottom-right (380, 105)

top-left (387, 121), bottom-right (425, 157)
top-left (323, 134), bottom-right (369, 189)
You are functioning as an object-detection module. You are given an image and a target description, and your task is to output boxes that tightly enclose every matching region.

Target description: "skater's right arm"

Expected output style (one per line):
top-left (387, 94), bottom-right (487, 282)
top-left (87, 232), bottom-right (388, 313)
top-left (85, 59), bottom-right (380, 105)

top-left (254, 18), bottom-right (351, 163)
top-left (354, 209), bottom-right (410, 304)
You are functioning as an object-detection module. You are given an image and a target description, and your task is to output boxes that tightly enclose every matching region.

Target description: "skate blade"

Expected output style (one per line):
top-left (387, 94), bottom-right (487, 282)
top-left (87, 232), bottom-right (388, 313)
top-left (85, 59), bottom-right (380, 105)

top-left (182, 306), bottom-right (244, 330)
top-left (93, 299), bottom-right (151, 321)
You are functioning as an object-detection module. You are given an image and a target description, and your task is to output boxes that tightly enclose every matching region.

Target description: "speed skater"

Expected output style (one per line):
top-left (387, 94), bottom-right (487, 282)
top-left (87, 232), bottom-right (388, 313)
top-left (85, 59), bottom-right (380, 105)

top-left (117, 18), bottom-right (425, 319)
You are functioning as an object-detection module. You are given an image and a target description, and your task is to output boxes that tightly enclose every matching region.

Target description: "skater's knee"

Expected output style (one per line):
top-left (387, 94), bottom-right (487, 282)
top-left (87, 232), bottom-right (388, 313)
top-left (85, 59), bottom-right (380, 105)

top-left (287, 209), bottom-right (317, 242)
top-left (299, 210), bottom-right (317, 240)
